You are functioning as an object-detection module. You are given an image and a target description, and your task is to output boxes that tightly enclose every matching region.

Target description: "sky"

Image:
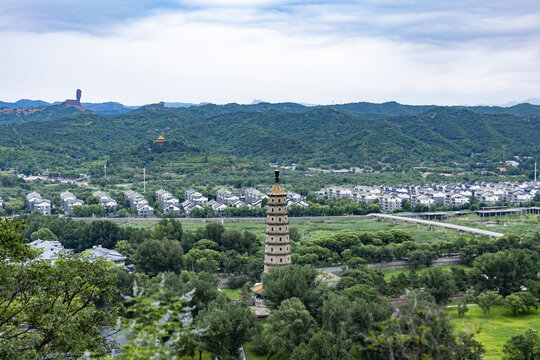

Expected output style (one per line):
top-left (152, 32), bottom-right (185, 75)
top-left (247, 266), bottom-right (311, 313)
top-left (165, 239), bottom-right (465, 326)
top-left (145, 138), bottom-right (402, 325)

top-left (1, 0), bottom-right (540, 106)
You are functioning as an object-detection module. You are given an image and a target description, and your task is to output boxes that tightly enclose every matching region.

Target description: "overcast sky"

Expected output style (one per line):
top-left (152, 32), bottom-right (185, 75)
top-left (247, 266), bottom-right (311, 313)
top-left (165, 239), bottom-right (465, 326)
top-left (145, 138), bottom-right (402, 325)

top-left (1, 0), bottom-right (539, 105)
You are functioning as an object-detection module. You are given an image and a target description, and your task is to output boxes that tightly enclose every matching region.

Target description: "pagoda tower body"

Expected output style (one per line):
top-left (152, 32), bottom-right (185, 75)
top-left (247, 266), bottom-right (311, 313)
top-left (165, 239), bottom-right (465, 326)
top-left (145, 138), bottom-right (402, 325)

top-left (264, 169), bottom-right (291, 273)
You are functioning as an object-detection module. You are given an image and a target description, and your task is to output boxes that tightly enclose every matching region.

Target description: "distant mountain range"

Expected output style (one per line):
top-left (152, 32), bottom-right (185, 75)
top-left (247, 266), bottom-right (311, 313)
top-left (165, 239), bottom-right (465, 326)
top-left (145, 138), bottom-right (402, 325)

top-left (2, 96), bottom-right (540, 117)
top-left (0, 99), bottom-right (538, 175)
top-left (0, 98), bottom-right (205, 117)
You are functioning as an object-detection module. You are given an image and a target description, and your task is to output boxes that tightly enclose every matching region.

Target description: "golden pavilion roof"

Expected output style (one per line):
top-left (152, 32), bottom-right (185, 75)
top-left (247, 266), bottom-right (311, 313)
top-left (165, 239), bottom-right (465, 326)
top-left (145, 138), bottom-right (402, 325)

top-left (268, 168), bottom-right (287, 195)
top-left (156, 135), bottom-right (166, 142)
top-left (249, 283), bottom-right (264, 295)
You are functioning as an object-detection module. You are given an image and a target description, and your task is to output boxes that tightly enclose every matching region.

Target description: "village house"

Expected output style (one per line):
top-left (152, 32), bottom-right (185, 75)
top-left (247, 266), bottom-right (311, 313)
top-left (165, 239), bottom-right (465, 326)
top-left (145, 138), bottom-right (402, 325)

top-left (59, 191), bottom-right (84, 215)
top-left (124, 190), bottom-right (154, 217)
top-left (26, 192), bottom-right (51, 215)
top-left (92, 191), bottom-right (117, 211)
top-left (28, 239), bottom-right (73, 262)
top-left (86, 245), bottom-right (126, 266)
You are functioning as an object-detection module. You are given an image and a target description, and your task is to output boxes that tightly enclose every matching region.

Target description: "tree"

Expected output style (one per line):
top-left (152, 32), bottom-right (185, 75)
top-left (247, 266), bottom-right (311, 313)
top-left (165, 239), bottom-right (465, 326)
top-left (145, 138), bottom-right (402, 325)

top-left (161, 239), bottom-right (184, 274)
top-left (476, 291), bottom-right (502, 318)
top-left (514, 292), bottom-right (538, 312)
top-left (503, 328), bottom-right (540, 360)
top-left (114, 239), bottom-right (134, 258)
top-left (408, 249), bottom-right (437, 268)
top-left (471, 250), bottom-right (538, 296)
top-left (321, 293), bottom-right (351, 334)
top-left (0, 220), bottom-right (120, 359)
top-left (30, 227), bottom-right (58, 242)
top-left (262, 264), bottom-right (318, 309)
top-left (457, 288), bottom-right (474, 318)
top-left (454, 332), bottom-right (486, 360)
top-left (71, 204), bottom-right (105, 217)
top-left (289, 227), bottom-right (301, 243)
top-left (118, 288), bottom-right (198, 359)
top-left (205, 223), bottom-right (225, 244)
top-left (197, 300), bottom-right (258, 360)
top-left (502, 294), bottom-right (527, 316)
top-left (133, 239), bottom-right (168, 276)
top-left (152, 219), bottom-right (183, 242)
top-left (419, 267), bottom-right (457, 305)
top-left (291, 330), bottom-right (350, 360)
top-left (220, 229), bottom-right (242, 252)
top-left (86, 195), bottom-right (100, 205)
top-left (262, 298), bottom-right (317, 359)
top-left (4, 198), bottom-right (25, 214)
top-left (185, 248), bottom-right (222, 273)
top-left (185, 271), bottom-right (220, 315)
top-left (361, 292), bottom-right (485, 359)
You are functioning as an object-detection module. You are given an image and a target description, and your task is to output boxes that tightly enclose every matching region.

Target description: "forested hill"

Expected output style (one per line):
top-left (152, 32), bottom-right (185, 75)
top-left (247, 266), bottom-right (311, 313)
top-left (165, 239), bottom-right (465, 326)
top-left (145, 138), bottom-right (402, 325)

top-left (0, 102), bottom-right (538, 175)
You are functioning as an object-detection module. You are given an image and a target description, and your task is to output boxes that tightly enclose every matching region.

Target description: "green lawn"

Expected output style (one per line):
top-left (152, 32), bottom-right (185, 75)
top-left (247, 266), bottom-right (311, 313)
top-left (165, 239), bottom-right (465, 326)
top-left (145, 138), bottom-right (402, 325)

top-left (381, 264), bottom-right (470, 281)
top-left (221, 288), bottom-right (241, 300)
top-left (244, 342), bottom-right (267, 360)
top-left (448, 305), bottom-right (540, 359)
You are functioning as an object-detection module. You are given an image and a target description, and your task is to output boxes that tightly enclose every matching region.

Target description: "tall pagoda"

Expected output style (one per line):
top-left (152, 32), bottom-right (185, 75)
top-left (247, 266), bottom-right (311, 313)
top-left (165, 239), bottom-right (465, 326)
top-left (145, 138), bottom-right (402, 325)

top-left (264, 168), bottom-right (291, 273)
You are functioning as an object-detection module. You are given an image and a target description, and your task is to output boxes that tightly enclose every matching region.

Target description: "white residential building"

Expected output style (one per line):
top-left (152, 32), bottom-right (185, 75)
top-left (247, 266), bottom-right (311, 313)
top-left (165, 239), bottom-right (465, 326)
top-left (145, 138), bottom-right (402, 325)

top-left (207, 200), bottom-right (228, 216)
top-left (185, 189), bottom-right (208, 205)
top-left (137, 204), bottom-right (154, 217)
top-left (245, 188), bottom-right (267, 206)
top-left (60, 191), bottom-right (84, 215)
top-left (86, 245), bottom-right (126, 266)
top-left (92, 191), bottom-right (117, 211)
top-left (379, 196), bottom-right (402, 213)
top-left (28, 239), bottom-right (72, 262)
top-left (216, 188), bottom-right (239, 205)
top-left (26, 192), bottom-right (51, 215)
top-left (182, 199), bottom-right (202, 216)
top-left (125, 190), bottom-right (153, 217)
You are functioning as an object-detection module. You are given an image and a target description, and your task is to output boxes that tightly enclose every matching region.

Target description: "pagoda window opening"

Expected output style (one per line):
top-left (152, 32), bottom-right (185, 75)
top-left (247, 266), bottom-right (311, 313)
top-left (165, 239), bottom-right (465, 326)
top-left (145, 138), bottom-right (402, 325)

top-left (280, 259), bottom-right (283, 263)
top-left (279, 248), bottom-right (282, 251)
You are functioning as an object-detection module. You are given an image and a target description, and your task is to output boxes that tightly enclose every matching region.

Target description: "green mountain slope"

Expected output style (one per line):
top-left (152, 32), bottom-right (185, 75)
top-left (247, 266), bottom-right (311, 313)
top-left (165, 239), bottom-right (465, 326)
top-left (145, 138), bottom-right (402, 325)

top-left (0, 104), bottom-right (538, 175)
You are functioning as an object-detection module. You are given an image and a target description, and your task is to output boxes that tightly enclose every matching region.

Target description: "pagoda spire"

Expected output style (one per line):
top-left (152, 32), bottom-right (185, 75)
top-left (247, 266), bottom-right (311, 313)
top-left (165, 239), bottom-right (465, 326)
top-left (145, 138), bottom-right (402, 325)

top-left (264, 168), bottom-right (291, 273)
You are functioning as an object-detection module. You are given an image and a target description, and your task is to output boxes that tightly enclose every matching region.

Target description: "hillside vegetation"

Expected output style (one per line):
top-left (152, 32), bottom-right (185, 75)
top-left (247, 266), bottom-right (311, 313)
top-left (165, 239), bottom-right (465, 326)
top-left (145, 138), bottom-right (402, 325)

top-left (0, 101), bottom-right (539, 176)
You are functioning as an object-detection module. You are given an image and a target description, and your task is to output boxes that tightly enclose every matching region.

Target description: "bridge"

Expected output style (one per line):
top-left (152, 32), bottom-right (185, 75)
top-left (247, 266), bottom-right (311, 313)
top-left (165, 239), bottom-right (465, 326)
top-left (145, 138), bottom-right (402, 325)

top-left (476, 206), bottom-right (540, 218)
top-left (368, 213), bottom-right (504, 238)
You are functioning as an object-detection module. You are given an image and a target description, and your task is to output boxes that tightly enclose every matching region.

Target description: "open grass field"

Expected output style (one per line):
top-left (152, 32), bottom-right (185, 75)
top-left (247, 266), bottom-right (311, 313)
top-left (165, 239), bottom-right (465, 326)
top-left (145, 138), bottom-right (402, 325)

top-left (381, 264), bottom-right (471, 281)
top-left (244, 342), bottom-right (266, 360)
top-left (447, 305), bottom-right (540, 359)
top-left (444, 214), bottom-right (540, 235)
top-left (221, 288), bottom-right (241, 300)
top-left (119, 217), bottom-right (474, 244)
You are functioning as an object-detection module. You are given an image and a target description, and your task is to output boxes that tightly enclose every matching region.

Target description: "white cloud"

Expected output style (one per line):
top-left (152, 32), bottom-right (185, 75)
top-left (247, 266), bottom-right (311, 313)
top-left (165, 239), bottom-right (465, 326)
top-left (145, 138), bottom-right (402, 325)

top-left (0, 3), bottom-right (539, 105)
